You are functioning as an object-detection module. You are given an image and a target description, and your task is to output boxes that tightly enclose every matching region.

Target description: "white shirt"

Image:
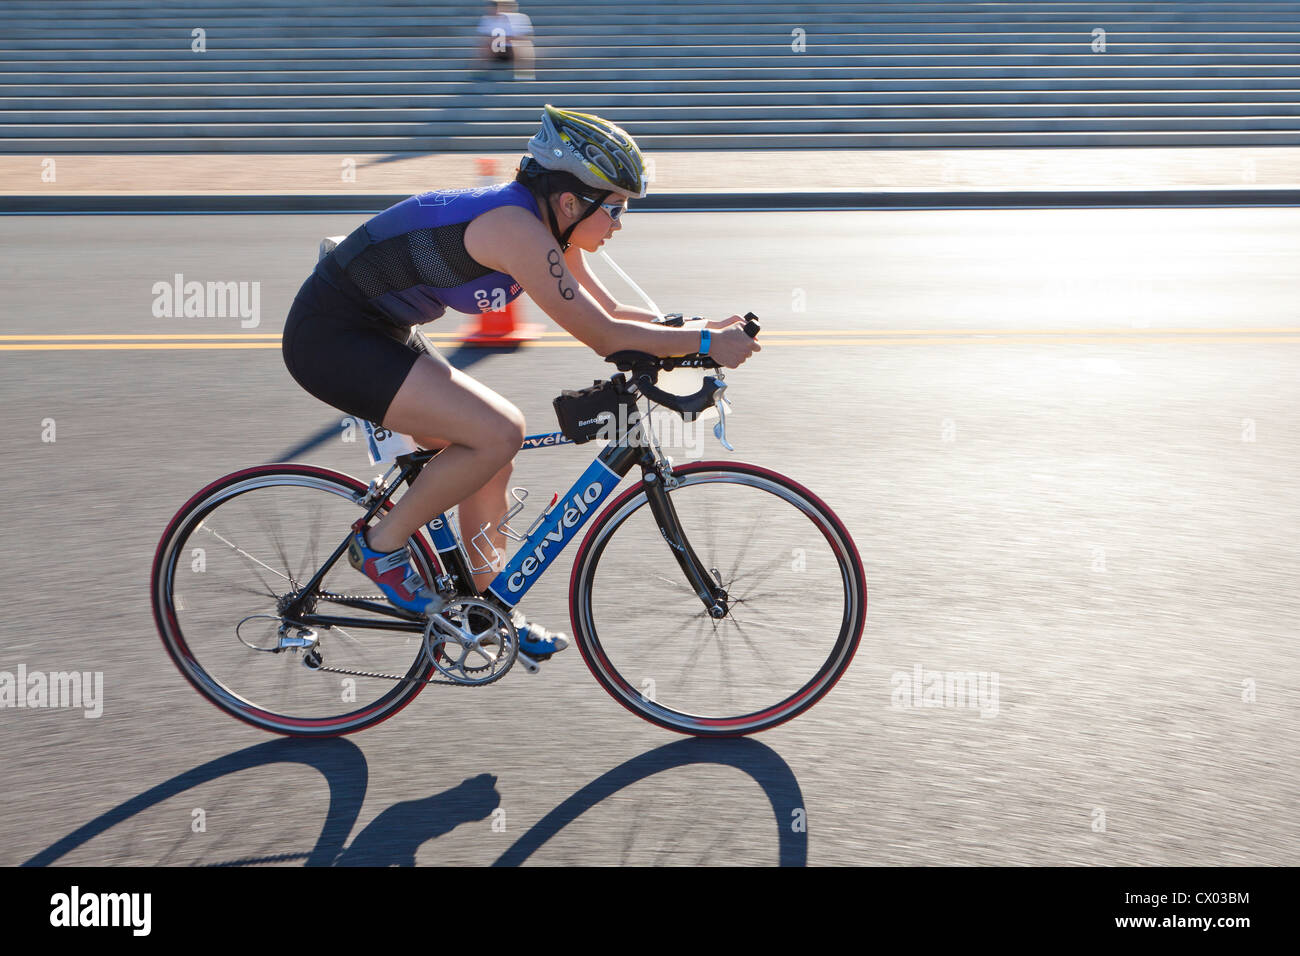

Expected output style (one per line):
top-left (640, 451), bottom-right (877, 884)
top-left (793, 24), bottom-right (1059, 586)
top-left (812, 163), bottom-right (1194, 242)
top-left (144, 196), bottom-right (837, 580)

top-left (477, 12), bottom-right (533, 39)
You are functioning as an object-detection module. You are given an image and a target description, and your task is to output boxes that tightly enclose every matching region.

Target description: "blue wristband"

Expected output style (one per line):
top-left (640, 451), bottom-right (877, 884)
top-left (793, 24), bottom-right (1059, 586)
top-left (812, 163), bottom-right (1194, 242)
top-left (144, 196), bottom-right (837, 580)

top-left (699, 329), bottom-right (711, 355)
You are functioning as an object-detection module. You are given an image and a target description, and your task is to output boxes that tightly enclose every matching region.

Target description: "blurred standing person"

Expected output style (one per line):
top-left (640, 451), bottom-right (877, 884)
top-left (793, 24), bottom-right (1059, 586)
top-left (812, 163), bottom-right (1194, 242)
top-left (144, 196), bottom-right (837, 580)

top-left (477, 1), bottom-right (536, 80)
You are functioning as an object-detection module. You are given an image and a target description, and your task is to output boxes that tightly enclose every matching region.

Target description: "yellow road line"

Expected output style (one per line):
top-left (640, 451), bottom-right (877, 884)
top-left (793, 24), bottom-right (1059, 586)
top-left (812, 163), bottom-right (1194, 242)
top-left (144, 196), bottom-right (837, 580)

top-left (769, 336), bottom-right (1300, 346)
top-left (753, 327), bottom-right (1300, 337)
top-left (0, 342), bottom-right (286, 351)
top-left (0, 333), bottom-right (284, 340)
top-left (2, 329), bottom-right (1298, 352)
top-left (2, 326), bottom-right (1296, 343)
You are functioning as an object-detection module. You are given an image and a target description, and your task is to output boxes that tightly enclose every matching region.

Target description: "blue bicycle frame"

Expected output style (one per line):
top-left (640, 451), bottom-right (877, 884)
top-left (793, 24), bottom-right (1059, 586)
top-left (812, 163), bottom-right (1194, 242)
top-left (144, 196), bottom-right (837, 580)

top-left (387, 422), bottom-right (728, 623)
top-left (419, 430), bottom-right (626, 608)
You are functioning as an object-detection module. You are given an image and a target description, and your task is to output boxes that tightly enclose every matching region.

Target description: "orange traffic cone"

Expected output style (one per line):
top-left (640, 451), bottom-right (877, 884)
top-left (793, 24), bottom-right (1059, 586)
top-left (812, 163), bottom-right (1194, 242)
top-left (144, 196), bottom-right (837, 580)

top-left (460, 296), bottom-right (543, 345)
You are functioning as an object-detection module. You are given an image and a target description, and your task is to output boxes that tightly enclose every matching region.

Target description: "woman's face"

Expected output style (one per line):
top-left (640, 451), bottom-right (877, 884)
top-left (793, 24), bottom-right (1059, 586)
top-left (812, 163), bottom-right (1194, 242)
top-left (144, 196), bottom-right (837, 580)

top-left (553, 192), bottom-right (625, 253)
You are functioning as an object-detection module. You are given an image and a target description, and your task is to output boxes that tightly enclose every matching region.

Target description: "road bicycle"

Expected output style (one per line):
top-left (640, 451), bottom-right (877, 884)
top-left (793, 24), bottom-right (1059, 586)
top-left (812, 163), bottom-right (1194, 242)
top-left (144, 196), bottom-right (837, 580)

top-left (151, 314), bottom-right (866, 737)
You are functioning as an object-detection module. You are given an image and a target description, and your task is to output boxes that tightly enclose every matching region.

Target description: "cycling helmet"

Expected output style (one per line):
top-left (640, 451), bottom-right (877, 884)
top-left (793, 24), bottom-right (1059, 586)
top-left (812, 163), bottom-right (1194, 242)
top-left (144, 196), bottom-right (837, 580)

top-left (527, 104), bottom-right (647, 200)
top-left (518, 105), bottom-right (647, 251)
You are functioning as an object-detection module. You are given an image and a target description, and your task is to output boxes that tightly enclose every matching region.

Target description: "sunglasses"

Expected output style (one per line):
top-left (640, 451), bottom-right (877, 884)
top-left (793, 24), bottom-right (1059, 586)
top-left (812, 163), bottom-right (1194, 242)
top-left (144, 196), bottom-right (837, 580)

top-left (596, 199), bottom-right (627, 222)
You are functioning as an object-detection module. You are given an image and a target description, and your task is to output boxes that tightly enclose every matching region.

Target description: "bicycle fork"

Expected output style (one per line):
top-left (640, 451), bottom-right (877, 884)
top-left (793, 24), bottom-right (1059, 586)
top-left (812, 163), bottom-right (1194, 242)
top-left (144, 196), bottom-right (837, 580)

top-left (640, 463), bottom-right (730, 619)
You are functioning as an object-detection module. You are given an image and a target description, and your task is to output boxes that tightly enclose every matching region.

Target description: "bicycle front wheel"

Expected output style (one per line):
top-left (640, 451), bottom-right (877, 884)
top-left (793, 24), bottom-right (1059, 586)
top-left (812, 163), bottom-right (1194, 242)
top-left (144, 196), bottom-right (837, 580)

top-left (151, 464), bottom-right (440, 737)
top-left (570, 461), bottom-right (866, 736)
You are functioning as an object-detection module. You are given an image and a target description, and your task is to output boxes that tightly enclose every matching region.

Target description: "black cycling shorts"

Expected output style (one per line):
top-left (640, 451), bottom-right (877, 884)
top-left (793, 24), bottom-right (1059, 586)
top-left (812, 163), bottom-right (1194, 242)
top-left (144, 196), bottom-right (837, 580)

top-left (281, 271), bottom-right (442, 425)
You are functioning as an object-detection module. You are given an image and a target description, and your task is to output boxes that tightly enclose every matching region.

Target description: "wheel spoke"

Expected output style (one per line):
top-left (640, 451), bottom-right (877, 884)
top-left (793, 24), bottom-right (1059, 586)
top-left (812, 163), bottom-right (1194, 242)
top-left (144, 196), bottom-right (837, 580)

top-left (678, 614), bottom-right (712, 674)
top-left (199, 523), bottom-right (292, 587)
top-left (250, 493), bottom-right (296, 588)
top-left (723, 613), bottom-right (770, 667)
top-left (321, 622), bottom-right (392, 668)
top-left (725, 548), bottom-right (795, 590)
top-left (649, 570), bottom-right (692, 593)
top-left (712, 618), bottom-right (737, 712)
top-left (200, 565), bottom-right (279, 602)
top-left (702, 498), bottom-right (718, 571)
top-left (297, 505), bottom-right (328, 584)
top-left (723, 495), bottom-right (769, 585)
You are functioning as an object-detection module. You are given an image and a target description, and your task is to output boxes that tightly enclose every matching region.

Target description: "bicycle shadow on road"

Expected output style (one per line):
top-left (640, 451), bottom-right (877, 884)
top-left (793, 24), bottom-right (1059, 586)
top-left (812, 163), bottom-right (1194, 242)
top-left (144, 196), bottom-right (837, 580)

top-left (492, 737), bottom-right (808, 867)
top-left (23, 737), bottom-right (803, 867)
top-left (332, 773), bottom-right (499, 866)
top-left (21, 738), bottom-right (498, 868)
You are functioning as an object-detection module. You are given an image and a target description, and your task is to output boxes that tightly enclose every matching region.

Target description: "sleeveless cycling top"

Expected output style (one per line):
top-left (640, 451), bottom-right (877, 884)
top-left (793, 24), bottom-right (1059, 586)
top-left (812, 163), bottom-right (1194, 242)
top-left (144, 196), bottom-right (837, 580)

top-left (315, 181), bottom-right (541, 327)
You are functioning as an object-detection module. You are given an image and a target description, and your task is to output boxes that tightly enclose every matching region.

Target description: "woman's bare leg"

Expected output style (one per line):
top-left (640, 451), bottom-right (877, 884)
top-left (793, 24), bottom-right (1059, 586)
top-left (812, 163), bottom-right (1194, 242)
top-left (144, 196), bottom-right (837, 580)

top-left (365, 354), bottom-right (524, 594)
top-left (456, 460), bottom-right (515, 592)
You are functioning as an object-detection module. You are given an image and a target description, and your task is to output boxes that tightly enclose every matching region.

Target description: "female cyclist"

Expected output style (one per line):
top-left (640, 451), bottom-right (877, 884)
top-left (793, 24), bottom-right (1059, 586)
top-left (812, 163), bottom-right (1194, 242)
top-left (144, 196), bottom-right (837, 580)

top-left (281, 105), bottom-right (760, 661)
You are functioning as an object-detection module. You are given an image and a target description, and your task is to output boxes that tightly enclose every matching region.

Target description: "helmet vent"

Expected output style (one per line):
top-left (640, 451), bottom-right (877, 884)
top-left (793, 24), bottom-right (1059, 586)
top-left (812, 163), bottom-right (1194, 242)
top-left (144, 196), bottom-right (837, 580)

top-left (585, 146), bottom-right (617, 178)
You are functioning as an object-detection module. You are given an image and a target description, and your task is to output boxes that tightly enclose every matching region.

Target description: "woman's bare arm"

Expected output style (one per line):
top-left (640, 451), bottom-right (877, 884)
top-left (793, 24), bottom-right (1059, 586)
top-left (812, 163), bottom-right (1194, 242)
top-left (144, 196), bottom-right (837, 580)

top-left (564, 246), bottom-right (659, 322)
top-left (463, 205), bottom-right (750, 360)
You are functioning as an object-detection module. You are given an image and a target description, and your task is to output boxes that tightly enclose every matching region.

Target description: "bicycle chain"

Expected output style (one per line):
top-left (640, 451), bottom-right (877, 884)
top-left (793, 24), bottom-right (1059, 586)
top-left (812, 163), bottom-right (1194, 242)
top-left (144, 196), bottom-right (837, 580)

top-left (315, 589), bottom-right (388, 602)
top-left (312, 661), bottom-right (479, 688)
top-left (298, 593), bottom-right (521, 686)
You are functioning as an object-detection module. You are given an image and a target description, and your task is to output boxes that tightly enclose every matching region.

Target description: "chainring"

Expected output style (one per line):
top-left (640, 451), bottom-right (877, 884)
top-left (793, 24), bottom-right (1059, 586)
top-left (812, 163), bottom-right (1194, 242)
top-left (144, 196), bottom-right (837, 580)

top-left (422, 598), bottom-right (518, 686)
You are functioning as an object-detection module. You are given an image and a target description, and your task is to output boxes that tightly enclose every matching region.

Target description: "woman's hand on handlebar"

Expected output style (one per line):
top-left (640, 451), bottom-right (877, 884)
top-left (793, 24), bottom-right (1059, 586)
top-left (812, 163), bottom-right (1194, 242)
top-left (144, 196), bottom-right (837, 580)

top-left (711, 318), bottom-right (761, 369)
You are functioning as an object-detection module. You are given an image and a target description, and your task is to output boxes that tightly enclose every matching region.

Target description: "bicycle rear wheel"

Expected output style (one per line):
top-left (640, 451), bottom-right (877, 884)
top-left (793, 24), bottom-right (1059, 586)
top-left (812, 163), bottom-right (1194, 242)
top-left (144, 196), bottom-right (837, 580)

top-left (570, 461), bottom-right (866, 736)
top-left (151, 464), bottom-right (440, 736)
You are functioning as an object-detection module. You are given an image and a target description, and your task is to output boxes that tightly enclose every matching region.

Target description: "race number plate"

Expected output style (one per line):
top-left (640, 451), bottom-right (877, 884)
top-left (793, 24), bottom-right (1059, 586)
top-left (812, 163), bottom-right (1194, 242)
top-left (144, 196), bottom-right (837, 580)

top-left (362, 420), bottom-right (419, 466)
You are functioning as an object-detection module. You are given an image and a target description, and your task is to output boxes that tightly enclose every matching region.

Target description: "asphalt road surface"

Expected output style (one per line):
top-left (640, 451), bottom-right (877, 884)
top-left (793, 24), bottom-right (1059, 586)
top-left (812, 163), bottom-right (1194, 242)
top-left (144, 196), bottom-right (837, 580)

top-left (1, 208), bottom-right (1297, 866)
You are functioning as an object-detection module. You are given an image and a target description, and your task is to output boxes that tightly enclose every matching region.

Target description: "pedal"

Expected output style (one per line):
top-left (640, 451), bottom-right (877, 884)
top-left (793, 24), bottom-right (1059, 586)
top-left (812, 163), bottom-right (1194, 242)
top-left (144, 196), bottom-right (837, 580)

top-left (516, 651), bottom-right (542, 675)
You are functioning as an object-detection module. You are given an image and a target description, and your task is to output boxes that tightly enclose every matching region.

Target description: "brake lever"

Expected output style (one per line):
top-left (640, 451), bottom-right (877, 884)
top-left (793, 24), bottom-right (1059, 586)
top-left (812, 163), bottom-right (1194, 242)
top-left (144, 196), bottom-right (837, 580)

top-left (709, 312), bottom-right (757, 450)
top-left (713, 383), bottom-right (735, 452)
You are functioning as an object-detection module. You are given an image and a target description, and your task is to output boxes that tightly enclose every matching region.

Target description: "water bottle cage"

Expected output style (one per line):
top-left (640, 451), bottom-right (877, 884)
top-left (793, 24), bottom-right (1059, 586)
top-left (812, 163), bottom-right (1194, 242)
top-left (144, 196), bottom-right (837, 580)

top-left (496, 486), bottom-right (560, 543)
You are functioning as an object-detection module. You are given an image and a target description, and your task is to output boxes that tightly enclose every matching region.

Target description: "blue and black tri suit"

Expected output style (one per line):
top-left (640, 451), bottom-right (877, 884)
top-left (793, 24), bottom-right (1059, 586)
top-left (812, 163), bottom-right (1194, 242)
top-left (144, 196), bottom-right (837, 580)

top-left (282, 181), bottom-right (542, 423)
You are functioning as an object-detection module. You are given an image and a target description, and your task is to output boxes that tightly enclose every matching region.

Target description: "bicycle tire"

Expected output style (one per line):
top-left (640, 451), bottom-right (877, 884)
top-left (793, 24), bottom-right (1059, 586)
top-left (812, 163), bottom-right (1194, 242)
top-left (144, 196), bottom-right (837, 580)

top-left (151, 463), bottom-right (441, 737)
top-left (569, 461), bottom-right (866, 736)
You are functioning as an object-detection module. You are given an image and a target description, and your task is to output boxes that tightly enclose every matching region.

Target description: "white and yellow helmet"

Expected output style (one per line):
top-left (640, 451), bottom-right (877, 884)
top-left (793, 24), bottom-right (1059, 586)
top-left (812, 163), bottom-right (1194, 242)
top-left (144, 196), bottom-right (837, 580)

top-left (526, 104), bottom-right (648, 200)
